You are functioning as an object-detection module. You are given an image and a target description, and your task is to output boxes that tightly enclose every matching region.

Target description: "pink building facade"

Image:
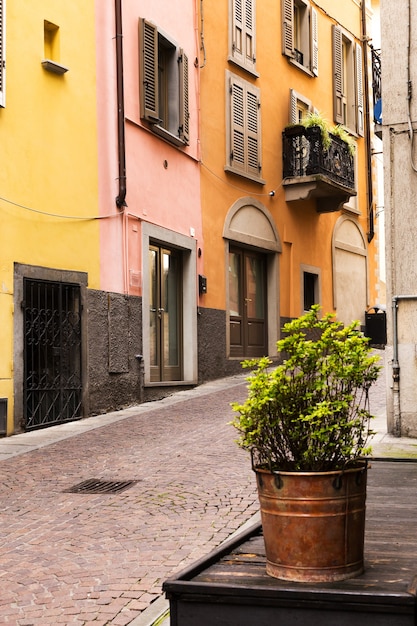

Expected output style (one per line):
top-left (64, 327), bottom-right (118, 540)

top-left (92, 0), bottom-right (203, 410)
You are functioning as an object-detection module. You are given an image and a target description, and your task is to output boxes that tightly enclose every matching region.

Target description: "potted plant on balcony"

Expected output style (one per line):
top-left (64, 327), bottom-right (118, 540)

top-left (231, 305), bottom-right (380, 583)
top-left (284, 111), bottom-right (356, 155)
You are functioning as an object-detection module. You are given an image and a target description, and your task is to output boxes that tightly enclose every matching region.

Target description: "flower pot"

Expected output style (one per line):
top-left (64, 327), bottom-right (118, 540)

top-left (255, 462), bottom-right (368, 583)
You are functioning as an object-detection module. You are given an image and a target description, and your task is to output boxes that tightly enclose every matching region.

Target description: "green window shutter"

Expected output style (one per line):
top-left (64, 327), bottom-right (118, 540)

top-left (355, 42), bottom-right (364, 136)
top-left (332, 25), bottom-right (343, 124)
top-left (139, 18), bottom-right (159, 122)
top-left (230, 77), bottom-right (246, 172)
top-left (311, 7), bottom-right (318, 76)
top-left (282, 0), bottom-right (294, 58)
top-left (179, 49), bottom-right (189, 144)
top-left (0, 0), bottom-right (5, 108)
top-left (246, 87), bottom-right (261, 177)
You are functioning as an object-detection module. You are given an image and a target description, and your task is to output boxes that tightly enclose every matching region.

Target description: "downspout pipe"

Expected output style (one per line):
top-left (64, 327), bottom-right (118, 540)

top-left (391, 294), bottom-right (417, 436)
top-left (115, 0), bottom-right (127, 209)
top-left (361, 0), bottom-right (374, 242)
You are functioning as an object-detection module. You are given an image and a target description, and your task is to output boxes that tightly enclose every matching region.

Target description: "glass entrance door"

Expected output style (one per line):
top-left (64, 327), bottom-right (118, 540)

top-left (229, 247), bottom-right (267, 357)
top-left (149, 245), bottom-right (182, 382)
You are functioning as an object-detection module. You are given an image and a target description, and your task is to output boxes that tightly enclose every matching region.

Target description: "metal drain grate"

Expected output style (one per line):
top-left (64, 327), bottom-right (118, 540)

top-left (64, 479), bottom-right (138, 494)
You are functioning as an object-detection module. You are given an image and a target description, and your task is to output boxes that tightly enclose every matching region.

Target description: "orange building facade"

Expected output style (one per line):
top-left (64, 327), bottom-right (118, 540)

top-left (196, 0), bottom-right (379, 379)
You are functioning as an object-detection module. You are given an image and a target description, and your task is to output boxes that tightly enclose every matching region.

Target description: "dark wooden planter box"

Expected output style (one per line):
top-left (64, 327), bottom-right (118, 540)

top-left (163, 460), bottom-right (417, 626)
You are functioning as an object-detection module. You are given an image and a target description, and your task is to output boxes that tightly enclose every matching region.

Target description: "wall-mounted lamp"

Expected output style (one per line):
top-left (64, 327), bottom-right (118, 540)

top-left (199, 275), bottom-right (207, 295)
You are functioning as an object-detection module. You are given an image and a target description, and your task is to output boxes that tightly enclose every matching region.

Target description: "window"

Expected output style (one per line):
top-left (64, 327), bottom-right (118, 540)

top-left (301, 266), bottom-right (320, 312)
top-left (332, 25), bottom-right (364, 136)
top-left (0, 0), bottom-right (5, 107)
top-left (282, 0), bottom-right (318, 76)
top-left (225, 71), bottom-right (263, 182)
top-left (230, 0), bottom-right (257, 75)
top-left (41, 20), bottom-right (68, 75)
top-left (289, 89), bottom-right (312, 124)
top-left (139, 18), bottom-right (189, 146)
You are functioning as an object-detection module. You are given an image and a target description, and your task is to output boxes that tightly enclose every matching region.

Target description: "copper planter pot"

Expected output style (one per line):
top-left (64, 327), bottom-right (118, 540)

top-left (255, 462), bottom-right (368, 583)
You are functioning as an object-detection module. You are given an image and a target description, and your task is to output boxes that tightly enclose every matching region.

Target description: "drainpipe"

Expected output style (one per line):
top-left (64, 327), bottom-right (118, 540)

top-left (361, 1), bottom-right (374, 242)
top-left (115, 0), bottom-right (127, 209)
top-left (391, 295), bottom-right (417, 436)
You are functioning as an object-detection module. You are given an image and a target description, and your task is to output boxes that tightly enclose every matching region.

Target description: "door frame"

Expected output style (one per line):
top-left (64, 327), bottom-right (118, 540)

top-left (149, 244), bottom-right (183, 382)
top-left (229, 246), bottom-right (268, 357)
top-left (13, 263), bottom-right (88, 434)
top-left (142, 222), bottom-right (198, 387)
top-left (223, 198), bottom-right (282, 358)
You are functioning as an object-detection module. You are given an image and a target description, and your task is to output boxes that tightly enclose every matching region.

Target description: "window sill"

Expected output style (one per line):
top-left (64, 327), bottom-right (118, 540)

top-left (41, 59), bottom-right (69, 75)
top-left (224, 165), bottom-right (266, 185)
top-left (286, 56), bottom-right (315, 78)
top-left (151, 123), bottom-right (188, 147)
top-left (227, 56), bottom-right (260, 79)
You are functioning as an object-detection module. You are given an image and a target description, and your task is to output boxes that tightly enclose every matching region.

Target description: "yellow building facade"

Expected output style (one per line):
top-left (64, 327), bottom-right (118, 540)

top-left (0, 1), bottom-right (99, 434)
top-left (196, 0), bottom-right (379, 379)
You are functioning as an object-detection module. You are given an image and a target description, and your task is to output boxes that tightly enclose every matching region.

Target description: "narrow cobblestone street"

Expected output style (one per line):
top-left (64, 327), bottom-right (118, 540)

top-left (0, 377), bottom-right (259, 625)
top-left (1, 351), bottom-right (414, 625)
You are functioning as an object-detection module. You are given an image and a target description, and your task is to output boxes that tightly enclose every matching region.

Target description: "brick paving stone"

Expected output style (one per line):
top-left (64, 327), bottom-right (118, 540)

top-left (0, 363), bottom-right (389, 624)
top-left (0, 378), bottom-right (261, 624)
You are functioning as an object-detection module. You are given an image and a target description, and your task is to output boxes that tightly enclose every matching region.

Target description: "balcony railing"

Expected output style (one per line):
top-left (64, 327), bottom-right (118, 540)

top-left (282, 125), bottom-right (356, 213)
top-left (283, 125), bottom-right (354, 188)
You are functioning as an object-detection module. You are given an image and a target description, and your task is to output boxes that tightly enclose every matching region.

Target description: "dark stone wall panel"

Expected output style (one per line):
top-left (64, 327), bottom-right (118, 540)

top-left (87, 290), bottom-right (143, 415)
top-left (197, 307), bottom-right (243, 382)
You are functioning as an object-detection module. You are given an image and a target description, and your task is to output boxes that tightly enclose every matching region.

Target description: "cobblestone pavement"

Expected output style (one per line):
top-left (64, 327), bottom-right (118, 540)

top-left (0, 377), bottom-right (259, 625)
top-left (1, 349), bottom-right (415, 625)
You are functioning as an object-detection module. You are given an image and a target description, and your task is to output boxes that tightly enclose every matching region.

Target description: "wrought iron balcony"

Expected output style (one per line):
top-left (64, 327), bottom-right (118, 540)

top-left (282, 125), bottom-right (356, 213)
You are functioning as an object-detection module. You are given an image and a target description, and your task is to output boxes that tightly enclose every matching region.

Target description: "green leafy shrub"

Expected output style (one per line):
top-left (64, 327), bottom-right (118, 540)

top-left (232, 306), bottom-right (380, 472)
top-left (285, 111), bottom-right (356, 156)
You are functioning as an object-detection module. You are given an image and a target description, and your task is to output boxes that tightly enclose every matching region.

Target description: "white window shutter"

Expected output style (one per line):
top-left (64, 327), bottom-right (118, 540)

top-left (139, 18), bottom-right (159, 122)
top-left (179, 50), bottom-right (189, 144)
top-left (332, 25), bottom-right (343, 124)
top-left (282, 0), bottom-right (294, 58)
top-left (311, 7), bottom-right (318, 76)
top-left (355, 42), bottom-right (364, 136)
top-left (0, 0), bottom-right (5, 108)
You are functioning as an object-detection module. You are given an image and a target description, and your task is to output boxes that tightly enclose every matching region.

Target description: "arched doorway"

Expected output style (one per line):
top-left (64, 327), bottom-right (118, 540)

top-left (224, 198), bottom-right (281, 357)
top-left (332, 216), bottom-right (368, 325)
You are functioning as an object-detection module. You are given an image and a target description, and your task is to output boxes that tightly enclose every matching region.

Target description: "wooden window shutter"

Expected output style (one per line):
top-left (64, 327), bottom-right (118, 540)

top-left (332, 25), bottom-right (343, 124)
top-left (232, 0), bottom-right (256, 71)
top-left (0, 0), bottom-right (5, 108)
top-left (282, 0), bottom-right (294, 58)
top-left (230, 77), bottom-right (246, 172)
top-left (244, 0), bottom-right (255, 69)
top-left (139, 18), bottom-right (159, 122)
top-left (290, 89), bottom-right (298, 124)
top-left (311, 7), bottom-right (318, 76)
top-left (179, 49), bottom-right (189, 144)
top-left (355, 42), bottom-right (364, 136)
top-left (232, 0), bottom-right (244, 65)
top-left (246, 86), bottom-right (261, 176)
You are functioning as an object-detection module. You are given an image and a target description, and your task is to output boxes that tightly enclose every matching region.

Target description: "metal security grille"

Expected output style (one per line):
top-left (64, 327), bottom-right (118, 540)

top-left (23, 279), bottom-right (82, 431)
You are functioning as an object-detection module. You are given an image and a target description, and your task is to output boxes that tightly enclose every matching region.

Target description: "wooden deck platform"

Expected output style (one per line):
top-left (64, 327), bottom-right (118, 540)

top-left (163, 460), bottom-right (417, 625)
